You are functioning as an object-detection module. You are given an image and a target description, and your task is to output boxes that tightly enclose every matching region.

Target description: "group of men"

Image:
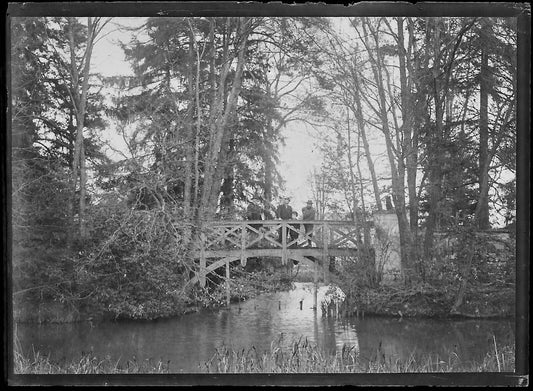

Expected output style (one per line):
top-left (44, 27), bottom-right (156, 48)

top-left (246, 195), bottom-right (316, 247)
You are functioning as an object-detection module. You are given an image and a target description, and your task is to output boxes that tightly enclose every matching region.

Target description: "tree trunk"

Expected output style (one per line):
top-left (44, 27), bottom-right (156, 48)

top-left (476, 21), bottom-right (491, 230)
top-left (397, 18), bottom-right (419, 234)
top-left (397, 17), bottom-right (422, 276)
top-left (192, 24), bottom-right (204, 214)
top-left (79, 141), bottom-right (87, 239)
top-left (183, 26), bottom-right (195, 222)
top-left (409, 18), bottom-right (431, 234)
top-left (346, 111), bottom-right (363, 244)
top-left (423, 80), bottom-right (444, 263)
top-left (355, 120), bottom-right (371, 246)
top-left (198, 18), bottom-right (251, 223)
top-left (208, 128), bottom-right (232, 213)
top-left (360, 123), bottom-right (382, 212)
top-left (68, 17), bottom-right (95, 246)
top-left (423, 19), bottom-right (446, 262)
top-left (219, 139), bottom-right (236, 218)
top-left (362, 18), bottom-right (416, 284)
top-left (351, 73), bottom-right (382, 212)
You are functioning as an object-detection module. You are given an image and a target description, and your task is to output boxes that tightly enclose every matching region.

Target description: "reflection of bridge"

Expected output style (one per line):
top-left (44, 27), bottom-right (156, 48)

top-left (190, 220), bottom-right (359, 288)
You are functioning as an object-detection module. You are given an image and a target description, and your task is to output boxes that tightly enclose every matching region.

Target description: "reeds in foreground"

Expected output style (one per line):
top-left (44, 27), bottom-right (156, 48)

top-left (201, 336), bottom-right (515, 373)
top-left (14, 347), bottom-right (170, 374)
top-left (13, 335), bottom-right (514, 374)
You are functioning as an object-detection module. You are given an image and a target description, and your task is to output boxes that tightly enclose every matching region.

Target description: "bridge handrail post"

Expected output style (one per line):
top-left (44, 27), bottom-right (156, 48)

top-left (323, 222), bottom-right (329, 284)
top-left (240, 221), bottom-right (247, 266)
top-left (225, 259), bottom-right (230, 306)
top-left (313, 256), bottom-right (318, 310)
top-left (282, 221), bottom-right (287, 265)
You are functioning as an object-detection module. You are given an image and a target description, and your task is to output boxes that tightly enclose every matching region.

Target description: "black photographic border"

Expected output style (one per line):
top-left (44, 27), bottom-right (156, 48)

top-left (3, 1), bottom-right (529, 387)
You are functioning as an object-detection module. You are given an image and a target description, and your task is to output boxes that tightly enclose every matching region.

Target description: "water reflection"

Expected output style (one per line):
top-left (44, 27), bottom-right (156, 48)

top-left (15, 282), bottom-right (514, 373)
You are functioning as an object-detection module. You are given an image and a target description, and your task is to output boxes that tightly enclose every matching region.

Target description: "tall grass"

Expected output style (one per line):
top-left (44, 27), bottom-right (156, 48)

top-left (201, 336), bottom-right (515, 373)
top-left (13, 347), bottom-right (170, 374)
top-left (13, 336), bottom-right (514, 374)
top-left (201, 337), bottom-right (358, 373)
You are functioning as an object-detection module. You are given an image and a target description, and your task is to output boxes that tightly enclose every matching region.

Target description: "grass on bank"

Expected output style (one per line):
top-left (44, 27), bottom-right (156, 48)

top-left (13, 347), bottom-right (171, 374)
top-left (13, 335), bottom-right (514, 374)
top-left (201, 335), bottom-right (515, 373)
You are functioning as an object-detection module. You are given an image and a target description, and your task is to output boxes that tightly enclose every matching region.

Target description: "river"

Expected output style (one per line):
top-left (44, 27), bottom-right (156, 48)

top-left (15, 282), bottom-right (515, 373)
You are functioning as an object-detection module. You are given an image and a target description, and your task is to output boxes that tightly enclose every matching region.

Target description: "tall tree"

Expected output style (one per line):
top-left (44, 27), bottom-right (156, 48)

top-left (11, 17), bottom-right (108, 309)
top-left (12, 17), bottom-right (108, 246)
top-left (196, 17), bottom-right (253, 221)
top-left (356, 17), bottom-right (418, 283)
top-left (419, 18), bottom-right (476, 259)
top-left (67, 17), bottom-right (109, 241)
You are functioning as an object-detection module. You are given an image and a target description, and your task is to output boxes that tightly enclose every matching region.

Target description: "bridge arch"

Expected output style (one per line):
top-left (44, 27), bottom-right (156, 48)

top-left (187, 253), bottom-right (318, 286)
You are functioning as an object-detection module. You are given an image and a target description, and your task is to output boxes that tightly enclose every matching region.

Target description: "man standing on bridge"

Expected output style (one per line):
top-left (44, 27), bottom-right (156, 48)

top-left (276, 196), bottom-right (293, 245)
top-left (302, 199), bottom-right (316, 247)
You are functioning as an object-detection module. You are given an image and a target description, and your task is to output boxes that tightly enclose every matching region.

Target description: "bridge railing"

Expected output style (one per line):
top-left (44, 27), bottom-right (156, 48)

top-left (196, 220), bottom-right (360, 251)
top-left (192, 220), bottom-right (359, 288)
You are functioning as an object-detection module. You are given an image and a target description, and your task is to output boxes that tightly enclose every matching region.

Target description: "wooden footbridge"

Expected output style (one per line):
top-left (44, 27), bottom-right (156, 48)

top-left (190, 220), bottom-right (360, 288)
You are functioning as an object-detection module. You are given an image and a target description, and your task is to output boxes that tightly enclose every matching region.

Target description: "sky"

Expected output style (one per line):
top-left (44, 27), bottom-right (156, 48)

top-left (91, 17), bottom-right (323, 211)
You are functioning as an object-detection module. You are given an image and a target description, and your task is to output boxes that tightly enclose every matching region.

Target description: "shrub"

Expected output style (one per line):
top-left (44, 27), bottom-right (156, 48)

top-left (76, 204), bottom-right (194, 320)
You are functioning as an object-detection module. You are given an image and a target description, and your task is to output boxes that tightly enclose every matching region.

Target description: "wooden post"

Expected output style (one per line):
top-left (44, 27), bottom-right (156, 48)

top-left (199, 232), bottom-right (206, 288)
top-left (240, 222), bottom-right (247, 267)
top-left (323, 223), bottom-right (329, 284)
top-left (282, 221), bottom-right (287, 265)
top-left (226, 259), bottom-right (230, 306)
top-left (313, 257), bottom-right (318, 311)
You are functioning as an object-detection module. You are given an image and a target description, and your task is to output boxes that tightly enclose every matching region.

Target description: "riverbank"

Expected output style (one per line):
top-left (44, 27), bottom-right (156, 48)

top-left (342, 283), bottom-right (515, 319)
top-left (13, 258), bottom-right (514, 324)
top-left (13, 265), bottom-right (294, 324)
top-left (291, 262), bottom-right (515, 320)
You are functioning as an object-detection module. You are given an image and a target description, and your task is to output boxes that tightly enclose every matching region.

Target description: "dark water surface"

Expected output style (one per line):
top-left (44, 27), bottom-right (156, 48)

top-left (15, 282), bottom-right (515, 373)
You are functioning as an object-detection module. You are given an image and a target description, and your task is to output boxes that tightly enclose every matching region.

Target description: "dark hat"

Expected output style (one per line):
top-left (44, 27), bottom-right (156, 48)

top-left (307, 200), bottom-right (313, 204)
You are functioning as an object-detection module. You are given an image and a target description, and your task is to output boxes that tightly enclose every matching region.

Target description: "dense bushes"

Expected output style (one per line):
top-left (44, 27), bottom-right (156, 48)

top-left (427, 228), bottom-right (515, 287)
top-left (12, 174), bottom-right (197, 322)
top-left (427, 227), bottom-right (515, 317)
top-left (336, 227), bottom-right (515, 318)
top-left (12, 155), bottom-right (79, 322)
top-left (76, 203), bottom-right (194, 320)
top-left (12, 187), bottom-right (302, 322)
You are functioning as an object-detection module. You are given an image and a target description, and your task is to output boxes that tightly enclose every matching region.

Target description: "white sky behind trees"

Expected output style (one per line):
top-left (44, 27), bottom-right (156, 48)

top-left (89, 17), bottom-right (416, 217)
top-left (91, 17), bottom-right (328, 212)
top-left (89, 16), bottom-right (513, 226)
